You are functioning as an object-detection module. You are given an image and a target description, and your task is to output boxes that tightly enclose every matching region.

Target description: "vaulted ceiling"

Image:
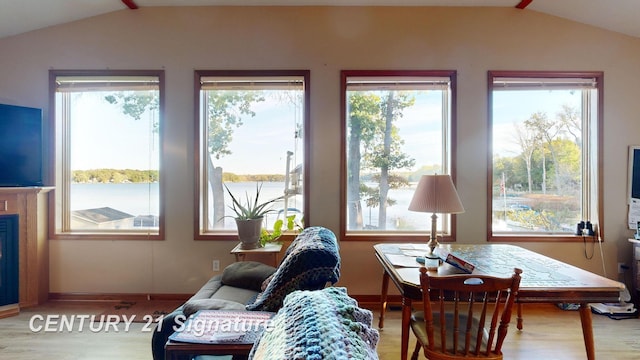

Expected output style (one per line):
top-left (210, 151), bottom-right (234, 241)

top-left (1, 0), bottom-right (639, 40)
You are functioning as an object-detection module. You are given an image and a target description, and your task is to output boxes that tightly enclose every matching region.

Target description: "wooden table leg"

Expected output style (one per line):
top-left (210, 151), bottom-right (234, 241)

top-left (579, 303), bottom-right (596, 360)
top-left (401, 296), bottom-right (412, 360)
top-left (378, 271), bottom-right (390, 329)
top-left (517, 302), bottom-right (523, 330)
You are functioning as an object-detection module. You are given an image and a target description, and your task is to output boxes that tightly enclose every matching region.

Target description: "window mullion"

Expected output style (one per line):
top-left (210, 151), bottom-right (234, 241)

top-left (441, 89), bottom-right (452, 233)
top-left (200, 90), bottom-right (212, 232)
top-left (581, 90), bottom-right (591, 222)
top-left (441, 89), bottom-right (450, 173)
top-left (60, 92), bottom-right (72, 232)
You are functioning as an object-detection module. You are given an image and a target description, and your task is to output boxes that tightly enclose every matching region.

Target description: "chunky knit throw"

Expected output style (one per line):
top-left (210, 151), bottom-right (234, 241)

top-left (249, 287), bottom-right (379, 360)
top-left (246, 226), bottom-right (341, 312)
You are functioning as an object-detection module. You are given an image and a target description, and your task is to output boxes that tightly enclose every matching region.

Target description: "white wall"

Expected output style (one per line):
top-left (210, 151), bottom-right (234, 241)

top-left (1, 6), bottom-right (639, 296)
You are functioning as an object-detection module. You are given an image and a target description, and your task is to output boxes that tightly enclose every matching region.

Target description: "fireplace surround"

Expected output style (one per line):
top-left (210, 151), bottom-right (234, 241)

top-left (0, 187), bottom-right (52, 318)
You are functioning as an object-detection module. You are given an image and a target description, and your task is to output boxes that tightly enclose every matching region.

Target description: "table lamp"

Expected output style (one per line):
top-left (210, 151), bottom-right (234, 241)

top-left (408, 174), bottom-right (464, 259)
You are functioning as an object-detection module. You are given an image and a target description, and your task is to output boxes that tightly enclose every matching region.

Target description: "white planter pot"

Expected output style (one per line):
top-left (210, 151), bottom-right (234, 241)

top-left (235, 217), bottom-right (263, 249)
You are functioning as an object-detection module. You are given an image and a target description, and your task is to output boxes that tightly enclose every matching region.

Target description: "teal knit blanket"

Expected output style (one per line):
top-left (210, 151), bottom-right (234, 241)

top-left (249, 287), bottom-right (379, 360)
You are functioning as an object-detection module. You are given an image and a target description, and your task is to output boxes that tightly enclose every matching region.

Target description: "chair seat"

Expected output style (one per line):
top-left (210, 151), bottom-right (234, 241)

top-left (409, 267), bottom-right (522, 360)
top-left (411, 310), bottom-right (488, 354)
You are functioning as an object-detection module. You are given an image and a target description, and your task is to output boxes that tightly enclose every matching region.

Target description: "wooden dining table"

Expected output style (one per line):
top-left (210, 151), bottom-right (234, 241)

top-left (374, 243), bottom-right (623, 360)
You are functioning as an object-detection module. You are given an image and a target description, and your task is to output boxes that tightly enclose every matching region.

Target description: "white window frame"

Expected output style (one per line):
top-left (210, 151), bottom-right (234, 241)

top-left (487, 70), bottom-right (603, 242)
top-left (49, 69), bottom-right (165, 240)
top-left (340, 70), bottom-right (459, 242)
top-left (194, 70), bottom-right (310, 240)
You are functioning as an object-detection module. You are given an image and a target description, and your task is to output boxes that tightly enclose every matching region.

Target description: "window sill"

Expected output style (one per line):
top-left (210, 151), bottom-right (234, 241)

top-left (51, 232), bottom-right (163, 240)
top-left (488, 234), bottom-right (599, 243)
top-left (341, 232), bottom-right (456, 243)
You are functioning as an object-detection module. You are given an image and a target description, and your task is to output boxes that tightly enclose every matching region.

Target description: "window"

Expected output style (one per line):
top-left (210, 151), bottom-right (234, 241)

top-left (50, 70), bottom-right (164, 239)
top-left (488, 71), bottom-right (603, 241)
top-left (341, 70), bottom-right (458, 241)
top-left (195, 70), bottom-right (309, 240)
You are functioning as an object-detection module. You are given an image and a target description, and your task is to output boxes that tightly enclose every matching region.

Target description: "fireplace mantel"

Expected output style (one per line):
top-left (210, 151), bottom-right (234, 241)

top-left (0, 187), bottom-right (53, 318)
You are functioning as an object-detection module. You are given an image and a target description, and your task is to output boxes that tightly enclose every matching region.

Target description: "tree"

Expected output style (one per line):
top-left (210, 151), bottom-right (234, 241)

top-left (524, 105), bottom-right (580, 194)
top-left (545, 138), bottom-right (581, 194)
top-left (204, 91), bottom-right (265, 228)
top-left (496, 106), bottom-right (583, 232)
top-left (556, 104), bottom-right (581, 145)
top-left (524, 112), bottom-right (554, 193)
top-left (360, 174), bottom-right (409, 227)
top-left (513, 122), bottom-right (538, 193)
top-left (370, 92), bottom-right (416, 228)
top-left (346, 90), bottom-right (416, 230)
top-left (346, 92), bottom-right (383, 229)
top-left (105, 91), bottom-right (159, 131)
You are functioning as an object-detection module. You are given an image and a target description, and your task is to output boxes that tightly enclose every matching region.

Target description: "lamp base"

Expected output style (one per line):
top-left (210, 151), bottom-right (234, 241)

top-left (423, 237), bottom-right (441, 270)
top-left (424, 251), bottom-right (440, 260)
top-left (426, 236), bottom-right (439, 259)
top-left (417, 256), bottom-right (440, 270)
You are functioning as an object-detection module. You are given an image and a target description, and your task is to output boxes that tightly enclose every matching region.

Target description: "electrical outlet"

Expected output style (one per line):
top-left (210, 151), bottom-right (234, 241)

top-left (618, 262), bottom-right (626, 274)
top-left (212, 260), bottom-right (220, 272)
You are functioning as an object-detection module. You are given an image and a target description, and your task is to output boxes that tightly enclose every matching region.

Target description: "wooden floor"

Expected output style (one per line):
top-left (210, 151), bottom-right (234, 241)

top-left (376, 303), bottom-right (640, 360)
top-left (0, 301), bottom-right (639, 359)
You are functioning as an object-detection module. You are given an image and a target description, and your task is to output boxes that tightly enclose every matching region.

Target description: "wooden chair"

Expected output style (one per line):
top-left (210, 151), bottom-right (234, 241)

top-left (410, 267), bottom-right (523, 360)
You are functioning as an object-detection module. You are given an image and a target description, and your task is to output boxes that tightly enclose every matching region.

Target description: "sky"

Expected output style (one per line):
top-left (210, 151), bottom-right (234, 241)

top-left (71, 92), bottom-right (159, 171)
top-left (70, 91), bottom-right (301, 175)
top-left (68, 88), bottom-right (582, 175)
top-left (396, 92), bottom-right (445, 169)
top-left (68, 89), bottom-right (459, 176)
top-left (212, 90), bottom-right (445, 175)
top-left (212, 97), bottom-right (302, 174)
top-left (492, 90), bottom-right (582, 156)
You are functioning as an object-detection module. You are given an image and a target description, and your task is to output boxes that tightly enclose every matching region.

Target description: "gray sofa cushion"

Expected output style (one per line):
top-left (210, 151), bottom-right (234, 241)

top-left (221, 261), bottom-right (276, 292)
top-left (189, 275), bottom-right (224, 301)
top-left (188, 276), bottom-right (260, 305)
top-left (211, 285), bottom-right (259, 304)
top-left (182, 298), bottom-right (247, 317)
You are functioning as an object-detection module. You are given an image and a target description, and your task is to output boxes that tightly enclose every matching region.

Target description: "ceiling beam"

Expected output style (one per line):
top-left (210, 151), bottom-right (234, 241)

top-left (515, 0), bottom-right (533, 9)
top-left (121, 0), bottom-right (139, 10)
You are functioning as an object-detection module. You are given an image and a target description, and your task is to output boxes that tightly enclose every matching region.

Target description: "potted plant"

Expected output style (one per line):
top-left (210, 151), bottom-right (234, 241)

top-left (260, 214), bottom-right (304, 247)
top-left (224, 182), bottom-right (283, 249)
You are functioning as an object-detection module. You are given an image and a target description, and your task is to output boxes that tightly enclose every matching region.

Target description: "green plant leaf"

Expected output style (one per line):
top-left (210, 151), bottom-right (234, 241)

top-left (223, 182), bottom-right (283, 220)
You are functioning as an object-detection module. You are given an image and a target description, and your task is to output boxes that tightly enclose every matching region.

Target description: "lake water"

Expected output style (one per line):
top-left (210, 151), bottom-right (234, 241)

top-left (70, 181), bottom-right (433, 231)
top-left (71, 182), bottom-right (160, 216)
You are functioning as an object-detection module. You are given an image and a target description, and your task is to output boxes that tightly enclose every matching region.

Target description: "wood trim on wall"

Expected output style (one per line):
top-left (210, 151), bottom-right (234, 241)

top-left (47, 292), bottom-right (402, 311)
top-left (49, 292), bottom-right (191, 302)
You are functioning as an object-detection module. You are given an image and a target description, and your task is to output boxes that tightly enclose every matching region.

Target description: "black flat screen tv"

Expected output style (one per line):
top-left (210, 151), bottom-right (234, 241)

top-left (0, 103), bottom-right (44, 187)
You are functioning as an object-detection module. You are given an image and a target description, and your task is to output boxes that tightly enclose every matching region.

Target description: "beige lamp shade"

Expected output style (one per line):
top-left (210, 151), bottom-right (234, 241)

top-left (408, 174), bottom-right (464, 215)
top-left (409, 174), bottom-right (464, 258)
